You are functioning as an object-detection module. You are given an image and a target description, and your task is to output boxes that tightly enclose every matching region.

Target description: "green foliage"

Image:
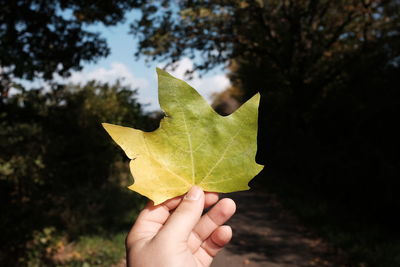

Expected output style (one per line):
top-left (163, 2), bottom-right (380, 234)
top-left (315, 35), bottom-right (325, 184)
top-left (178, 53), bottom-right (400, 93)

top-left (23, 227), bottom-right (62, 266)
top-left (130, 1), bottom-right (400, 265)
top-left (68, 233), bottom-right (126, 266)
top-left (0, 81), bottom-right (149, 266)
top-left (22, 228), bottom-right (127, 267)
top-left (103, 69), bottom-right (263, 204)
top-left (131, 0), bottom-right (400, 77)
top-left (0, 0), bottom-right (144, 96)
top-left (1, 1), bottom-right (399, 266)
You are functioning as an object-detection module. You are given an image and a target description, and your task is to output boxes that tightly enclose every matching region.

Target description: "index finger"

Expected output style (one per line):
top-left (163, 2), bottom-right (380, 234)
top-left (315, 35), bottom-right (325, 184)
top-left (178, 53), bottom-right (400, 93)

top-left (127, 192), bottom-right (219, 245)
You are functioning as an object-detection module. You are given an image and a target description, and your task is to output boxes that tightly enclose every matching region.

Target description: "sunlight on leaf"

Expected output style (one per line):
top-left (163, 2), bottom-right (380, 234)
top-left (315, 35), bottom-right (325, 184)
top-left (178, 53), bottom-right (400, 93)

top-left (103, 68), bottom-right (263, 204)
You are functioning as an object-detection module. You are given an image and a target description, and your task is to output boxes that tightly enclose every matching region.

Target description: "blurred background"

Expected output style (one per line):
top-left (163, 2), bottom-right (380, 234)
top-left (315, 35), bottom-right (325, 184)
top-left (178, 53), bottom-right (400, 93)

top-left (1, 1), bottom-right (399, 266)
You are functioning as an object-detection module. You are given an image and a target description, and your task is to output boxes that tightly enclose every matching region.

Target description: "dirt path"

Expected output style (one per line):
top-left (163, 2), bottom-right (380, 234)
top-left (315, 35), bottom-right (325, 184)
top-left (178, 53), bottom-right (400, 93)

top-left (211, 190), bottom-right (344, 267)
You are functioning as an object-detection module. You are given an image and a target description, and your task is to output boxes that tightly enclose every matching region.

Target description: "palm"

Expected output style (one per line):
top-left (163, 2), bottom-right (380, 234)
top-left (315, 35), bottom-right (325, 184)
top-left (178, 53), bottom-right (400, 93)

top-left (126, 191), bottom-right (236, 267)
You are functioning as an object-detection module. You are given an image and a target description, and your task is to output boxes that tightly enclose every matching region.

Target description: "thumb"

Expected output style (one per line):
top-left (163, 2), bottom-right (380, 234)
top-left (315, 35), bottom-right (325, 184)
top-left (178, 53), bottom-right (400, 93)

top-left (159, 186), bottom-right (204, 242)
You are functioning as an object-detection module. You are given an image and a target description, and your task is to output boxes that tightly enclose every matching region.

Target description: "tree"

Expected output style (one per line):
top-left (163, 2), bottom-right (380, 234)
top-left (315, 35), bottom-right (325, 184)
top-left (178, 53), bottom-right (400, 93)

top-left (0, 81), bottom-right (150, 264)
top-left (132, 0), bottom-right (400, 96)
top-left (131, 0), bottom-right (400, 169)
top-left (0, 0), bottom-right (143, 99)
top-left (130, 0), bottom-right (400, 229)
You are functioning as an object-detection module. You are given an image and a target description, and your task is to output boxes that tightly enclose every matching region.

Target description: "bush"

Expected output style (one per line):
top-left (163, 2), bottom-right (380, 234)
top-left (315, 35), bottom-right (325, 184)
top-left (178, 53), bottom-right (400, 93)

top-left (0, 81), bottom-right (151, 265)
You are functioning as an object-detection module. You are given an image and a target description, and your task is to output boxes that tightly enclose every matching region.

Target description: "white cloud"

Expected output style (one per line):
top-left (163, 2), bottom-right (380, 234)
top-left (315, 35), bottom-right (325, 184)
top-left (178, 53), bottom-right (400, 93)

top-left (190, 74), bottom-right (230, 98)
top-left (69, 62), bottom-right (149, 90)
top-left (166, 58), bottom-right (195, 79)
top-left (66, 62), bottom-right (158, 110)
top-left (65, 59), bottom-right (230, 111)
top-left (160, 58), bottom-right (230, 101)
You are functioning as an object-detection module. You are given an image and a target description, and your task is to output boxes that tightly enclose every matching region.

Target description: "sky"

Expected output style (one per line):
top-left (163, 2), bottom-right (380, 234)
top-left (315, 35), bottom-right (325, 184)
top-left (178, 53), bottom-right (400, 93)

top-left (67, 12), bottom-right (230, 111)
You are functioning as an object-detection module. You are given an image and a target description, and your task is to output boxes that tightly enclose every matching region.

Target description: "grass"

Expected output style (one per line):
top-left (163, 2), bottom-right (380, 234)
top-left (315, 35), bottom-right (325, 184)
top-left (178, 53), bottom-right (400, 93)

top-left (54, 233), bottom-right (127, 267)
top-left (22, 228), bottom-right (129, 267)
top-left (17, 178), bottom-right (146, 266)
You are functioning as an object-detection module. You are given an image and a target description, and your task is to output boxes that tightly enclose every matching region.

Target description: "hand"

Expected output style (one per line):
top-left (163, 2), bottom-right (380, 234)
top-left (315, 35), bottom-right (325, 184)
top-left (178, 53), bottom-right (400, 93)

top-left (126, 186), bottom-right (236, 267)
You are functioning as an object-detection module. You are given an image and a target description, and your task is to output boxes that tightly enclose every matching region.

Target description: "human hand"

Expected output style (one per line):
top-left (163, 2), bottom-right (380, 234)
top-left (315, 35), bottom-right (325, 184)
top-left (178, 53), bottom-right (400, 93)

top-left (126, 186), bottom-right (236, 267)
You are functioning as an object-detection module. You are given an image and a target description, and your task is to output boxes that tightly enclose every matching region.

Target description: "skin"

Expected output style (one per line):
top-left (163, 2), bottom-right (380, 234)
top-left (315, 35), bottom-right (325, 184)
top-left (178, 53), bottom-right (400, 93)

top-left (126, 186), bottom-right (237, 267)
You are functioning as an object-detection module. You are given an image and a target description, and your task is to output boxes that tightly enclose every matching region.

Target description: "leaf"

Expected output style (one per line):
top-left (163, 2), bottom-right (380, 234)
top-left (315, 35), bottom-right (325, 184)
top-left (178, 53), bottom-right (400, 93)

top-left (102, 68), bottom-right (264, 204)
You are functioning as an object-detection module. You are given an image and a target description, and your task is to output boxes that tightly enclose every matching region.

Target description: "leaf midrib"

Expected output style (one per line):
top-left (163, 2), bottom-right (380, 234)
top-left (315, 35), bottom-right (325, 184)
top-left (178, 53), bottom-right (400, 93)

top-left (198, 128), bottom-right (242, 186)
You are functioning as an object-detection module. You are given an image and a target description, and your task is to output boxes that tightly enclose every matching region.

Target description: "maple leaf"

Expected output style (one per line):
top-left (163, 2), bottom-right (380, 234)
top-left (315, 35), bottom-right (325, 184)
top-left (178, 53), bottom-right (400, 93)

top-left (102, 68), bottom-right (264, 204)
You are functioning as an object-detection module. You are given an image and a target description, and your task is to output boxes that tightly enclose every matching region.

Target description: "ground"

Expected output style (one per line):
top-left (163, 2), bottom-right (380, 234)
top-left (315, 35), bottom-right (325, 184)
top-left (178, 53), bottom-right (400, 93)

top-left (211, 189), bottom-right (346, 267)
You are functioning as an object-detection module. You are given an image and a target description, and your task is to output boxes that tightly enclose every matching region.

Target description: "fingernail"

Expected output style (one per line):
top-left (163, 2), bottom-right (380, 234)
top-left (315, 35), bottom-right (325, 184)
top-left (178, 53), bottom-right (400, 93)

top-left (185, 186), bottom-right (202, 200)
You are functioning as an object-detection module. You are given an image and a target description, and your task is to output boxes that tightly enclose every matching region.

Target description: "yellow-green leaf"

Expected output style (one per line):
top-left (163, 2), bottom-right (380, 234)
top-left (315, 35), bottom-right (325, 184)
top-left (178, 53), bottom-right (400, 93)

top-left (102, 68), bottom-right (263, 204)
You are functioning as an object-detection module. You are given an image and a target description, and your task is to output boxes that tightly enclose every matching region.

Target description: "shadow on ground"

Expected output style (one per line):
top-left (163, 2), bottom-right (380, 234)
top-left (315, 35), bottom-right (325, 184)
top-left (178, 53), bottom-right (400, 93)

top-left (212, 190), bottom-right (345, 267)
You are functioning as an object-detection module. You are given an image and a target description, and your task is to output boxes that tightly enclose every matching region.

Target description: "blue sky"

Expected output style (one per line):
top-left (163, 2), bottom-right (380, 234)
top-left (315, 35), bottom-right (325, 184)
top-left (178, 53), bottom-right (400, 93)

top-left (69, 12), bottom-right (230, 111)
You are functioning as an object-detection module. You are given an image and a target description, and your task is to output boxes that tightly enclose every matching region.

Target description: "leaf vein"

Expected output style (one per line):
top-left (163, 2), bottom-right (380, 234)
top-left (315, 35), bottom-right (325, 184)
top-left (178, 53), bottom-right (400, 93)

top-left (199, 129), bottom-right (242, 184)
top-left (141, 134), bottom-right (191, 186)
top-left (173, 93), bottom-right (195, 184)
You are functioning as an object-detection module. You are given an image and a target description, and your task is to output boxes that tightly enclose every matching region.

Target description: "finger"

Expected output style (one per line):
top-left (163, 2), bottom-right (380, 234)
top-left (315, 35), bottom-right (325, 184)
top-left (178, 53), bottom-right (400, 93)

top-left (158, 186), bottom-right (205, 242)
top-left (159, 192), bottom-right (218, 213)
top-left (127, 196), bottom-right (182, 246)
top-left (163, 192), bottom-right (218, 212)
top-left (127, 190), bottom-right (218, 246)
top-left (136, 197), bottom-right (182, 226)
top-left (131, 192), bottom-right (218, 234)
top-left (188, 198), bottom-right (236, 252)
top-left (194, 225), bottom-right (233, 267)
top-left (204, 192), bottom-right (219, 208)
